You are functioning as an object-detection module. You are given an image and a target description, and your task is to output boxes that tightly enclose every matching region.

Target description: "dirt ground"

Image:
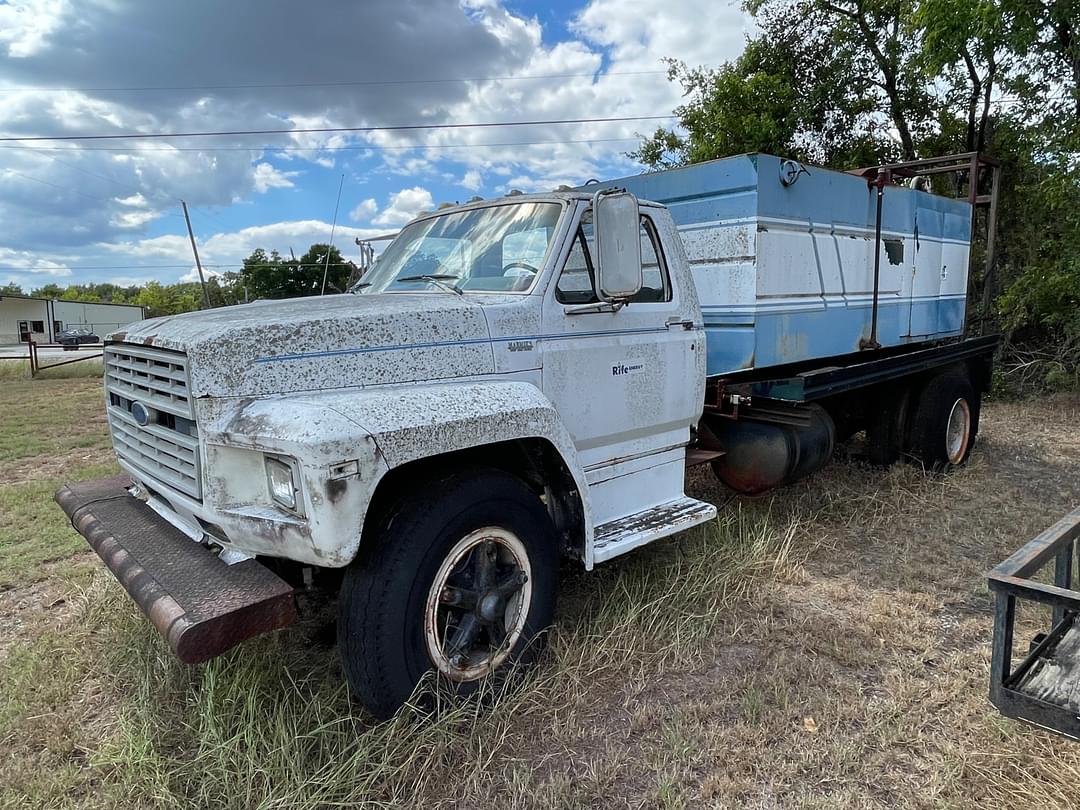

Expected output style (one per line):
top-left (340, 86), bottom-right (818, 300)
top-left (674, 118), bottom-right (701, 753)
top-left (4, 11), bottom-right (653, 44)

top-left (2, 382), bottom-right (1079, 809)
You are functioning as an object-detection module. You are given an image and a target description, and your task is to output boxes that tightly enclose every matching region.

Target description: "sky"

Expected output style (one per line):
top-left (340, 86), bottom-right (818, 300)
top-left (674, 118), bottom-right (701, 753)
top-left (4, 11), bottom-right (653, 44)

top-left (0, 0), bottom-right (750, 290)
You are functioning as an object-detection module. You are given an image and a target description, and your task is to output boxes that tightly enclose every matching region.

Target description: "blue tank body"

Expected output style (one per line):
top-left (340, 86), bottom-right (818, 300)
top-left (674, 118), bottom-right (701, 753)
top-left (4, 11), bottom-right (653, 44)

top-left (591, 154), bottom-right (973, 377)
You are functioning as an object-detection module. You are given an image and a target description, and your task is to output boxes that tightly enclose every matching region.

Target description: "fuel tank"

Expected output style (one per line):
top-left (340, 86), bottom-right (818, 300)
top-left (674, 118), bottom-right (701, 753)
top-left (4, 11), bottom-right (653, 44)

top-left (703, 403), bottom-right (836, 496)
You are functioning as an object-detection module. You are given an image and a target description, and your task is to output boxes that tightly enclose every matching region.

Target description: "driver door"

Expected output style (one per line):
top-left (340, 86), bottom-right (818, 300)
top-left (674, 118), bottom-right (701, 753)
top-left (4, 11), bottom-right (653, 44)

top-left (540, 204), bottom-right (699, 473)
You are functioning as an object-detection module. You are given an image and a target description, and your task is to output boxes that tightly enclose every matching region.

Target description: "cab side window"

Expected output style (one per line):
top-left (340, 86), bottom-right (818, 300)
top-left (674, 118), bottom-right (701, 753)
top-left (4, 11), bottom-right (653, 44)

top-left (554, 210), bottom-right (671, 304)
top-left (555, 214), bottom-right (596, 304)
top-left (637, 215), bottom-right (671, 303)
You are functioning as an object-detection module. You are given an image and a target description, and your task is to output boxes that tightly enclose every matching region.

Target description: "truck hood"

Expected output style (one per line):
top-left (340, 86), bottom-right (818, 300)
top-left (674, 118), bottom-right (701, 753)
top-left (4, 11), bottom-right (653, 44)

top-left (112, 293), bottom-right (495, 398)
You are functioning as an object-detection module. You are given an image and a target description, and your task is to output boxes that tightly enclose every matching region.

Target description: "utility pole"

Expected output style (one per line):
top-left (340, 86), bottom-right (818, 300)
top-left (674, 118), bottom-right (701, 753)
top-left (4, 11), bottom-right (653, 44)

top-left (181, 200), bottom-right (212, 309)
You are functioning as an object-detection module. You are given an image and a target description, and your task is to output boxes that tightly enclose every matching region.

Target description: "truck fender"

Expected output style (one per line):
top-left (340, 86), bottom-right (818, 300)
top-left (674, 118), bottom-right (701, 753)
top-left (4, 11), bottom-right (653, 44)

top-left (295, 380), bottom-right (595, 559)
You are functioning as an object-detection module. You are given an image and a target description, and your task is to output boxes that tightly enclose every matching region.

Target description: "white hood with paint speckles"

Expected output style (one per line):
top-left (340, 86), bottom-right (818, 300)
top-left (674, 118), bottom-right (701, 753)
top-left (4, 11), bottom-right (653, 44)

top-left (111, 293), bottom-right (495, 398)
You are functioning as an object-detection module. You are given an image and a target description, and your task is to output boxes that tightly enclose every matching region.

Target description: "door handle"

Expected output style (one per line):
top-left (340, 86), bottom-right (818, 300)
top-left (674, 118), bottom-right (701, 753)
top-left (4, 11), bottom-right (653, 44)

top-left (665, 317), bottom-right (695, 330)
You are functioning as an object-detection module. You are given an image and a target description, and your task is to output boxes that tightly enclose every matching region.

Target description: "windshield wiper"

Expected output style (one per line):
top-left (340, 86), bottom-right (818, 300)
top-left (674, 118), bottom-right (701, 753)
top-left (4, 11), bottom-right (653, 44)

top-left (394, 274), bottom-right (464, 295)
top-left (350, 281), bottom-right (373, 292)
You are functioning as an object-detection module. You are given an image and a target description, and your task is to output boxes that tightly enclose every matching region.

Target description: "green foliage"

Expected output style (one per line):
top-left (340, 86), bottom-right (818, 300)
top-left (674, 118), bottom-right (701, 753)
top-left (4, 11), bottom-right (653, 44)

top-left (225, 244), bottom-right (356, 300)
top-left (0, 282), bottom-right (23, 295)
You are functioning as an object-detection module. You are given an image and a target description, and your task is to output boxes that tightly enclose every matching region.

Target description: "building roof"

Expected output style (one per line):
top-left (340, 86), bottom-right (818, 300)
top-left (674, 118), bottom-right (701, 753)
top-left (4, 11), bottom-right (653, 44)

top-left (0, 292), bottom-right (144, 310)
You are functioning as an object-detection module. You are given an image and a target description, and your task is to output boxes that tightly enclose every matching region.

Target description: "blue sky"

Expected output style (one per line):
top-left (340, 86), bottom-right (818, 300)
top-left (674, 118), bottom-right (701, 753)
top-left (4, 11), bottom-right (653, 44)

top-left (0, 0), bottom-right (749, 289)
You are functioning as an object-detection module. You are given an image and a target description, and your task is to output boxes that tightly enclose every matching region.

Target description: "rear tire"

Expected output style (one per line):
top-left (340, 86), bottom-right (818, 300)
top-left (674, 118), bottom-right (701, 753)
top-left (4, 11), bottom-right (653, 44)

top-left (866, 387), bottom-right (912, 466)
top-left (337, 469), bottom-right (559, 720)
top-left (907, 372), bottom-right (979, 470)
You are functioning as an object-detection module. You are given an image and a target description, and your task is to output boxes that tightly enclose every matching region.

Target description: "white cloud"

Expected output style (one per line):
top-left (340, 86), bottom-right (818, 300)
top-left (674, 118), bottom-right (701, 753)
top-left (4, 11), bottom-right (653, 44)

top-left (102, 220), bottom-right (388, 279)
top-left (0, 0), bottom-right (67, 58)
top-left (372, 187), bottom-right (434, 226)
top-left (460, 170), bottom-right (483, 191)
top-left (349, 198), bottom-right (378, 222)
top-left (179, 266), bottom-right (221, 283)
top-left (252, 162), bottom-right (300, 193)
top-left (110, 209), bottom-right (163, 229)
top-left (0, 0), bottom-right (754, 285)
top-left (114, 193), bottom-right (148, 207)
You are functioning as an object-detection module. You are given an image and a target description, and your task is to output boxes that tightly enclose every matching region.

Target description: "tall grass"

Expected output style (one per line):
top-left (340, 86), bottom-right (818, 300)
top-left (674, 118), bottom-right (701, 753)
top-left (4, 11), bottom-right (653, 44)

top-left (83, 507), bottom-right (800, 809)
top-left (0, 358), bottom-right (103, 380)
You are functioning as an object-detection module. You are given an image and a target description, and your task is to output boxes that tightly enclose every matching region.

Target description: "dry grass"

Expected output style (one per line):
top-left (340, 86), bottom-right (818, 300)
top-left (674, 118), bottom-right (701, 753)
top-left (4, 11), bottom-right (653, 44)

top-left (1, 381), bottom-right (1079, 809)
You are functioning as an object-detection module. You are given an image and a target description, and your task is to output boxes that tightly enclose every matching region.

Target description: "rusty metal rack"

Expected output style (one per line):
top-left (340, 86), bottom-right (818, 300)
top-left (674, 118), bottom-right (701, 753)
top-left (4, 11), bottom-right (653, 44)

top-left (852, 152), bottom-right (1002, 336)
top-left (988, 507), bottom-right (1080, 739)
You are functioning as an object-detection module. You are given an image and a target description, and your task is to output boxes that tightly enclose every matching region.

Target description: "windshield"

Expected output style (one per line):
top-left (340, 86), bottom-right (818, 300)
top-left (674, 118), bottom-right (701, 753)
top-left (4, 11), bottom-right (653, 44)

top-left (354, 201), bottom-right (563, 294)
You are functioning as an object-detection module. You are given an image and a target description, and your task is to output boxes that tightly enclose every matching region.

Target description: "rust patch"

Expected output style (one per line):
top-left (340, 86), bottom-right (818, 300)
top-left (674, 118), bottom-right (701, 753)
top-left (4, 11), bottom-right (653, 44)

top-left (883, 239), bottom-right (904, 265)
top-left (326, 477), bottom-right (348, 505)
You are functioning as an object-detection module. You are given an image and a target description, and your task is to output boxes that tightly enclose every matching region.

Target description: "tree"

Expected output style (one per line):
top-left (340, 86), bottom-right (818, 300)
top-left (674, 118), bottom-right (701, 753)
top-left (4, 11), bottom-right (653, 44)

top-left (30, 283), bottom-right (63, 298)
top-left (634, 1), bottom-right (923, 169)
top-left (0, 282), bottom-right (23, 295)
top-left (916, 0), bottom-right (1010, 153)
top-left (227, 244), bottom-right (356, 300)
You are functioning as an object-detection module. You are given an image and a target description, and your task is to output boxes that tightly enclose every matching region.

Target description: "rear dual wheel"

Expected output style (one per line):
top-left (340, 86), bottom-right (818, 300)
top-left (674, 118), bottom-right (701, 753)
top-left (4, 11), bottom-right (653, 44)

top-left (865, 371), bottom-right (979, 470)
top-left (908, 372), bottom-right (979, 470)
top-left (337, 469), bottom-right (559, 720)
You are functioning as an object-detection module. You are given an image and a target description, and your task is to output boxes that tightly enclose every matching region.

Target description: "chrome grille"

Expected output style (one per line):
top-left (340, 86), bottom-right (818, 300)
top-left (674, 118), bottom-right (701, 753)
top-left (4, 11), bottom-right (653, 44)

top-left (105, 344), bottom-right (201, 500)
top-left (104, 344), bottom-right (193, 419)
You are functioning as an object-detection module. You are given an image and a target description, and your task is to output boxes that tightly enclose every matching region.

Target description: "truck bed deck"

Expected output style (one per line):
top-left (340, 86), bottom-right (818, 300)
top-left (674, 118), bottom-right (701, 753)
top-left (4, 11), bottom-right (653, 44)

top-left (707, 333), bottom-right (998, 404)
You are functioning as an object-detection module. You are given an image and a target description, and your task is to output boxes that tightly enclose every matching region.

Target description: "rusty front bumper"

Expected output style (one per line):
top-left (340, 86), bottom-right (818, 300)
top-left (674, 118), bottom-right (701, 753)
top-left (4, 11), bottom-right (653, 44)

top-left (55, 475), bottom-right (297, 663)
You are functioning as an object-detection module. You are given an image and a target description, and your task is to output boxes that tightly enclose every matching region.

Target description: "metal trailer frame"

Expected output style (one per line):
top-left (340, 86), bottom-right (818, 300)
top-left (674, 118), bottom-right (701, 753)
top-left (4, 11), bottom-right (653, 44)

top-left (988, 508), bottom-right (1080, 740)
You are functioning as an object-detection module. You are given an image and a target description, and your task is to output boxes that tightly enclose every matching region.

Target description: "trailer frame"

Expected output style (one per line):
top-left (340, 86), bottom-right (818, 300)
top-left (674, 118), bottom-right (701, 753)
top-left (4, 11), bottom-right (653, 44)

top-left (988, 507), bottom-right (1080, 740)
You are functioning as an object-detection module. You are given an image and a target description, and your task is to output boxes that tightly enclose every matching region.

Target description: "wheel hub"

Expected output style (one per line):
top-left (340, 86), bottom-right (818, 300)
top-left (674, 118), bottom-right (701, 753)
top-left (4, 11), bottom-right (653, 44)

top-left (945, 397), bottom-right (972, 464)
top-left (424, 528), bottom-right (533, 682)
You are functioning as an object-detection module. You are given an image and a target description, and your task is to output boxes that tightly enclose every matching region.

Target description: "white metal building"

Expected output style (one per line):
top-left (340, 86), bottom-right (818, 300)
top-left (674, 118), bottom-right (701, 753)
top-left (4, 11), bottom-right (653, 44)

top-left (0, 293), bottom-right (145, 344)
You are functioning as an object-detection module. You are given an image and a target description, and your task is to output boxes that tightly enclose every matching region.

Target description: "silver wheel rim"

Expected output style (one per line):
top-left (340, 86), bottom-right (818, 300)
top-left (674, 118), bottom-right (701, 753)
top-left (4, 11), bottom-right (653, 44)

top-left (424, 527), bottom-right (532, 682)
top-left (945, 397), bottom-right (971, 464)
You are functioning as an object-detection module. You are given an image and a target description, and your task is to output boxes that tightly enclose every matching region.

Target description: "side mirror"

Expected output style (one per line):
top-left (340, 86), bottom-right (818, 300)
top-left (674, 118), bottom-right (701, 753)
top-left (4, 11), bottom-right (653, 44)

top-left (593, 190), bottom-right (642, 302)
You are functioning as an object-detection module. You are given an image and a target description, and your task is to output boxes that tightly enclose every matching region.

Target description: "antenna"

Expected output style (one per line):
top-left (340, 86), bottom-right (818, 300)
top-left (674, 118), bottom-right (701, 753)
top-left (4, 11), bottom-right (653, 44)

top-left (321, 173), bottom-right (345, 295)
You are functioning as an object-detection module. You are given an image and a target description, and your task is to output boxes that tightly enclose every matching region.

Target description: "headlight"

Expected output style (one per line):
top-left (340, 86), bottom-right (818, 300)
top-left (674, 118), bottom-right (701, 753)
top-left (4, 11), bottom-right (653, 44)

top-left (265, 456), bottom-right (298, 511)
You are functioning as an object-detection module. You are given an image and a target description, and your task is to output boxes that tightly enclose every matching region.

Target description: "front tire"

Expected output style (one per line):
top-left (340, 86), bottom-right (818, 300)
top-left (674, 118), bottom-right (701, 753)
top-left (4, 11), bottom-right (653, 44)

top-left (338, 469), bottom-right (559, 720)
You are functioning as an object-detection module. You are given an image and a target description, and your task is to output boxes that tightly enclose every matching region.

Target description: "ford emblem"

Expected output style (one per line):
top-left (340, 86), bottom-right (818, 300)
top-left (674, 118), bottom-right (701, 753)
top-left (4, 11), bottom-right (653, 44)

top-left (130, 401), bottom-right (151, 426)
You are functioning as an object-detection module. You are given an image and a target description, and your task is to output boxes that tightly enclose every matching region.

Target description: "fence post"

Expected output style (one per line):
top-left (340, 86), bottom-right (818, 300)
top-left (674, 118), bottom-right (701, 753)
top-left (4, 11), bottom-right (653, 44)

top-left (28, 338), bottom-right (36, 377)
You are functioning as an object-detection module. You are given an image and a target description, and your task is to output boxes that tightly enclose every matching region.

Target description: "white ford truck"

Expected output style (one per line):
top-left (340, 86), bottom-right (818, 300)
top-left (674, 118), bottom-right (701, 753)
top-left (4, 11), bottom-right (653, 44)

top-left (57, 153), bottom-right (997, 718)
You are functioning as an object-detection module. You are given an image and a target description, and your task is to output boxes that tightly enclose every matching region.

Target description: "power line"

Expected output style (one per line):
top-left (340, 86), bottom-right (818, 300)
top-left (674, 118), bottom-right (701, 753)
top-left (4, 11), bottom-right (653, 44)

top-left (0, 262), bottom-right (358, 271)
top-left (0, 114), bottom-right (674, 143)
top-left (0, 70), bottom-right (666, 94)
top-left (17, 150), bottom-right (188, 221)
top-left (0, 136), bottom-right (643, 154)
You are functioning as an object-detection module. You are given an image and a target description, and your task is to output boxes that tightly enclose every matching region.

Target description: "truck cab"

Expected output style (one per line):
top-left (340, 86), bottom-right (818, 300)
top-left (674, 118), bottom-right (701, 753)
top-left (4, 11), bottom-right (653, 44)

top-left (61, 189), bottom-right (717, 718)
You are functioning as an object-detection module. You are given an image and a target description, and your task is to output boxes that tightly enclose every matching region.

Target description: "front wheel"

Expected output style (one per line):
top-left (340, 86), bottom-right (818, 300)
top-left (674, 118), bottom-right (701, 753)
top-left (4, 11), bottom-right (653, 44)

top-left (337, 469), bottom-right (559, 719)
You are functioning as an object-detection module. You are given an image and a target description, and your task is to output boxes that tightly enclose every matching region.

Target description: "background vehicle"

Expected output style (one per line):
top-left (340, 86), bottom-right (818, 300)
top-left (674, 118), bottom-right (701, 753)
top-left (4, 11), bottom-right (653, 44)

top-left (57, 329), bottom-right (100, 349)
top-left (56, 152), bottom-right (998, 718)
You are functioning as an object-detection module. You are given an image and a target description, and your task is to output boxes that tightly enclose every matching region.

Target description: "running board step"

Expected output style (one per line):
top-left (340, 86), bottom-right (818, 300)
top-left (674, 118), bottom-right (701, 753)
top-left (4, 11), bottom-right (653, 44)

top-left (592, 497), bottom-right (717, 564)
